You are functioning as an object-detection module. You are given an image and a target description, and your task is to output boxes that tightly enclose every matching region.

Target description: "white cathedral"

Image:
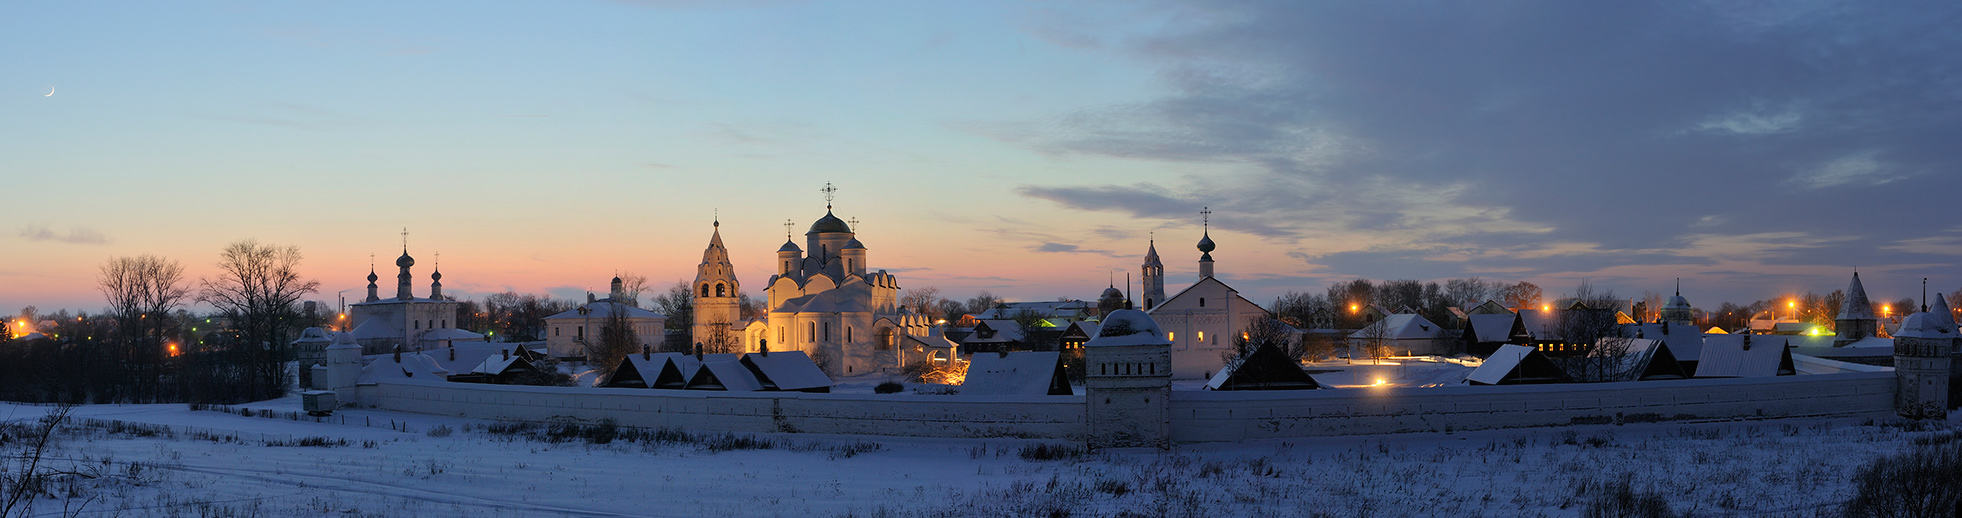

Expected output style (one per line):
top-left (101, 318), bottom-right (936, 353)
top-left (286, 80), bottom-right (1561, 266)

top-left (685, 197), bottom-right (930, 376)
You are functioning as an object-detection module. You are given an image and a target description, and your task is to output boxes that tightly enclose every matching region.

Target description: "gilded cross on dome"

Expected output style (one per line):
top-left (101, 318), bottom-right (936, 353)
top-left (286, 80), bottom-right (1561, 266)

top-left (820, 182), bottom-right (838, 209)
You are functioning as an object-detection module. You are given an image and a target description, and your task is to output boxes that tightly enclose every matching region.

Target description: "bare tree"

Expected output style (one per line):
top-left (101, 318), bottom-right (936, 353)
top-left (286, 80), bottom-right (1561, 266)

top-left (1558, 279), bottom-right (1629, 382)
top-left (696, 315), bottom-right (742, 355)
top-left (900, 286), bottom-right (941, 316)
top-left (616, 273), bottom-right (650, 308)
top-left (964, 291), bottom-right (1002, 316)
top-left (96, 255), bottom-right (189, 402)
top-left (738, 292), bottom-right (766, 320)
top-left (653, 281), bottom-right (694, 352)
top-left (1224, 313), bottom-right (1299, 364)
top-left (194, 240), bottom-right (320, 402)
top-left (1499, 281), bottom-right (1544, 310)
top-left (1352, 317), bottom-right (1392, 360)
top-left (588, 303), bottom-right (640, 376)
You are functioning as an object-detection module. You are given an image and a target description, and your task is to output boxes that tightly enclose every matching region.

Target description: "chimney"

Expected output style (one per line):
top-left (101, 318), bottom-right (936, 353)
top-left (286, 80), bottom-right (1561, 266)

top-left (642, 345), bottom-right (650, 360)
top-left (1742, 334), bottom-right (1752, 351)
top-left (449, 347), bottom-right (456, 361)
top-left (501, 349), bottom-right (510, 360)
top-left (761, 341), bottom-right (769, 357)
top-left (393, 344), bottom-right (401, 363)
top-left (695, 343), bottom-right (703, 361)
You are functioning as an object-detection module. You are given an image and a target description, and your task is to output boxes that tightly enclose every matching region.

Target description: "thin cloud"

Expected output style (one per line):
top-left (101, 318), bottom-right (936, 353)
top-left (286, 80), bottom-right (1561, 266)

top-left (17, 225), bottom-right (110, 245)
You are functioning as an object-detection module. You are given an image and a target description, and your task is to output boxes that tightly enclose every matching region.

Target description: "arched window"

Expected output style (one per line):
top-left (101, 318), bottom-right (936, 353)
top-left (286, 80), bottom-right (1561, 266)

top-left (700, 284), bottom-right (709, 297)
top-left (846, 326), bottom-right (852, 343)
top-left (807, 323), bottom-right (816, 342)
top-left (716, 283), bottom-right (726, 297)
top-left (1199, 298), bottom-right (1206, 307)
top-left (823, 322), bottom-right (831, 341)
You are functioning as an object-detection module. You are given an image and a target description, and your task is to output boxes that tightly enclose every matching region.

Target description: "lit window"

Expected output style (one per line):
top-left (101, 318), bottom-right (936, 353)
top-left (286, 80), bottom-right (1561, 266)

top-left (1198, 331), bottom-right (1205, 342)
top-left (1168, 332), bottom-right (1175, 341)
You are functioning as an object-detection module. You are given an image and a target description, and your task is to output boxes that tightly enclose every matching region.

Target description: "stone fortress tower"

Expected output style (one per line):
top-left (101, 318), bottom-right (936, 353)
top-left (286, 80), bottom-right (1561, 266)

top-left (1892, 280), bottom-right (1956, 420)
top-left (1084, 308), bottom-right (1173, 450)
top-left (1834, 272), bottom-right (1879, 347)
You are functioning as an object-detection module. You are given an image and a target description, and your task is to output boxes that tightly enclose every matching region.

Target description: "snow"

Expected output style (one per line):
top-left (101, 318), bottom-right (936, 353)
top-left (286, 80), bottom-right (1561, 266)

top-left (1085, 309), bottom-right (1169, 347)
top-left (962, 351), bottom-right (1064, 396)
top-left (2, 398), bottom-right (1954, 517)
top-left (742, 351), bottom-right (832, 391)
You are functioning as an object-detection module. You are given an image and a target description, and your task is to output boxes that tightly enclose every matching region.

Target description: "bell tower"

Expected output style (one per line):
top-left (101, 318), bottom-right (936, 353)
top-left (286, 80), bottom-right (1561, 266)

top-left (693, 216), bottom-right (743, 353)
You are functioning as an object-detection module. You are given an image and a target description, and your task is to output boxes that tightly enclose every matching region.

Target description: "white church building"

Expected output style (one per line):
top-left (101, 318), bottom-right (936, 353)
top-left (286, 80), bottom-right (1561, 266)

top-left (346, 244), bottom-right (471, 354)
top-left (742, 195), bottom-right (932, 376)
top-left (1143, 211), bottom-right (1277, 380)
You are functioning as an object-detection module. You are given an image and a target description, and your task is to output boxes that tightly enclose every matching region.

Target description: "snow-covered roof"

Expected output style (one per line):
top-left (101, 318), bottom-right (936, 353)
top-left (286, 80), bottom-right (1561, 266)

top-left (742, 351), bottom-right (832, 392)
top-left (1694, 335), bottom-right (1795, 378)
top-left (1205, 343), bottom-right (1320, 391)
top-left (544, 301), bottom-right (665, 321)
top-left (293, 327), bottom-right (332, 344)
top-left (963, 320), bottom-right (1027, 344)
top-left (1623, 322), bottom-right (1706, 362)
top-left (1063, 321), bottom-right (1101, 338)
top-left (420, 328), bottom-right (485, 341)
top-left (903, 331), bottom-right (959, 350)
top-left (1465, 314), bottom-right (1520, 343)
top-left (601, 352), bottom-right (686, 388)
top-left (1085, 309), bottom-right (1170, 347)
top-left (962, 351), bottom-right (1069, 396)
top-left (467, 353), bottom-right (527, 376)
top-left (357, 353), bottom-right (452, 384)
top-left (1349, 314), bottom-right (1444, 340)
top-left (348, 317), bottom-right (399, 340)
top-left (1465, 345), bottom-right (1569, 385)
top-left (1517, 309), bottom-right (1560, 340)
top-left (1604, 338), bottom-right (1687, 381)
top-left (971, 301), bottom-right (1092, 320)
top-left (686, 359), bottom-right (763, 391)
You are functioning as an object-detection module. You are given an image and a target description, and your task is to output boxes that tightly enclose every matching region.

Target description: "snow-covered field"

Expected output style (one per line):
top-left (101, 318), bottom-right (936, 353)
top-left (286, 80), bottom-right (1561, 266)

top-left (1, 398), bottom-right (1953, 517)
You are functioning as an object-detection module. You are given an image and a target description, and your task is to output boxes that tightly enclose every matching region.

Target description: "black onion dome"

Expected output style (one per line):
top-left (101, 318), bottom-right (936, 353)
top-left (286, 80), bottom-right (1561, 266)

top-left (395, 251), bottom-right (414, 268)
top-left (809, 211), bottom-right (852, 234)
top-left (1196, 232), bottom-right (1216, 253)
top-left (367, 270), bottom-right (379, 283)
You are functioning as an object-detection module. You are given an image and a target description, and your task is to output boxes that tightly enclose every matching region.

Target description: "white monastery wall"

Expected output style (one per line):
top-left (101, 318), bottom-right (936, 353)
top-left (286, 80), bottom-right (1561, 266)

top-left (1168, 372), bottom-right (1895, 442)
top-left (355, 379), bottom-right (1087, 440)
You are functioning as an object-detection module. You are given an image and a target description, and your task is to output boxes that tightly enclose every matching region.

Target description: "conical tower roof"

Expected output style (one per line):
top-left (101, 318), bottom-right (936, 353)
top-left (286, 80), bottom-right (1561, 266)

top-left (1142, 239), bottom-right (1162, 266)
top-left (1837, 272), bottom-right (1877, 321)
top-left (1929, 291), bottom-right (1956, 331)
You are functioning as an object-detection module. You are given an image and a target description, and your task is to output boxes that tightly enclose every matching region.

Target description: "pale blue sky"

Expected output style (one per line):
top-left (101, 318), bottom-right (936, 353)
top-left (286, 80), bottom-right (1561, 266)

top-left (5, 1), bottom-right (1960, 314)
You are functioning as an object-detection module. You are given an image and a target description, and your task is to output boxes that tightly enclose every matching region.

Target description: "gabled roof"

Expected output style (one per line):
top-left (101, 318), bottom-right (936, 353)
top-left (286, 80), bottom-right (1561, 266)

top-left (1518, 309), bottom-right (1561, 340)
top-left (902, 332), bottom-right (959, 350)
top-left (1349, 313), bottom-right (1444, 340)
top-left (962, 351), bottom-right (1071, 396)
top-left (1206, 343), bottom-right (1321, 390)
top-left (741, 351), bottom-right (832, 392)
top-left (1465, 314), bottom-right (1524, 343)
top-left (1061, 321), bottom-right (1101, 340)
top-left (1147, 276), bottom-right (1272, 320)
top-left (685, 359), bottom-right (764, 391)
top-left (971, 301), bottom-right (1093, 320)
top-left (420, 328), bottom-right (485, 341)
top-left (1695, 335), bottom-right (1796, 377)
top-left (1468, 300), bottom-right (1514, 315)
top-left (601, 352), bottom-right (690, 388)
top-left (348, 317), bottom-right (399, 340)
top-left (357, 353), bottom-right (452, 384)
top-left (1623, 322), bottom-right (1706, 363)
top-left (1604, 338), bottom-right (1688, 381)
top-left (467, 353), bottom-right (535, 377)
top-left (545, 301), bottom-right (666, 321)
top-left (963, 320), bottom-right (1027, 344)
top-left (1466, 345), bottom-right (1570, 385)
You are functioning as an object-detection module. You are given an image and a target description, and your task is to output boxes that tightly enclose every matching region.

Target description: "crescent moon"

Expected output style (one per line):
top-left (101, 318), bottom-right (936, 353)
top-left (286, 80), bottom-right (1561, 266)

top-left (44, 87), bottom-right (54, 97)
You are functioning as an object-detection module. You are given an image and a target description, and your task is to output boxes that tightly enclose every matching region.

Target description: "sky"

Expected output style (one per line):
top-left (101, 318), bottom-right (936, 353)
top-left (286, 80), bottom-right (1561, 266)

top-left (4, 0), bottom-right (1960, 315)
